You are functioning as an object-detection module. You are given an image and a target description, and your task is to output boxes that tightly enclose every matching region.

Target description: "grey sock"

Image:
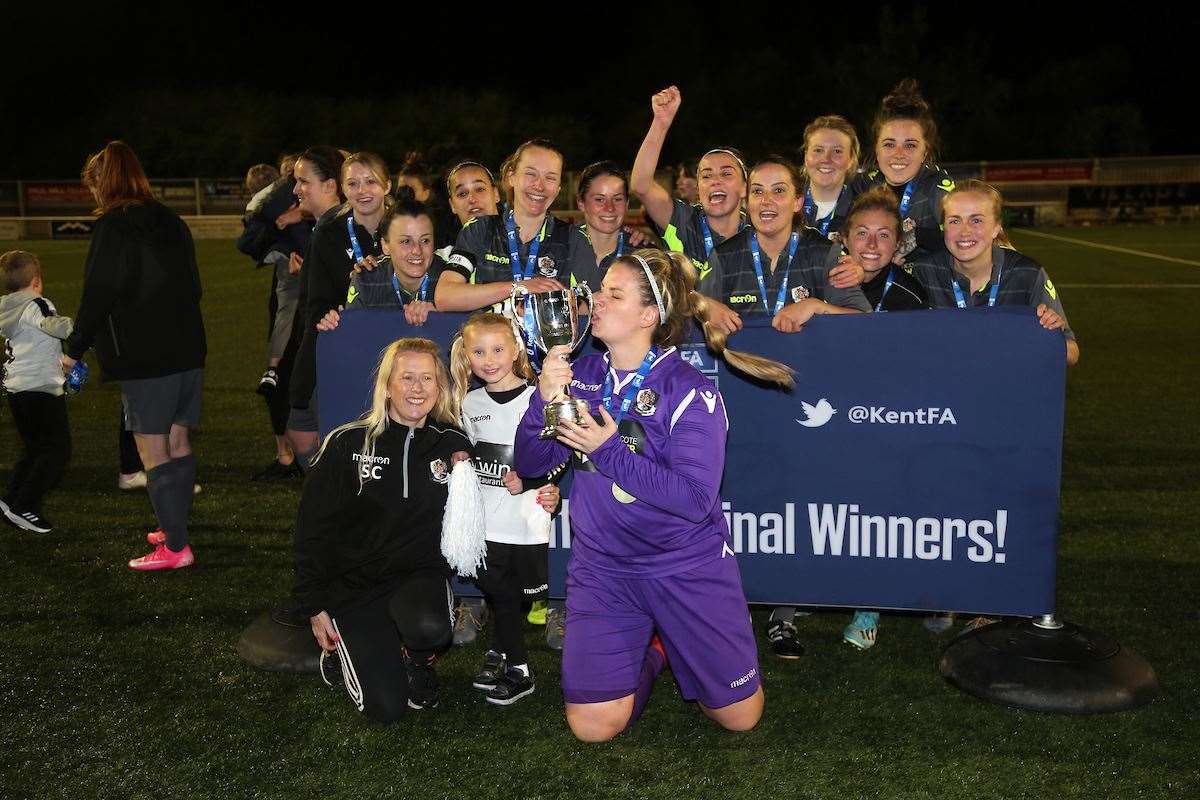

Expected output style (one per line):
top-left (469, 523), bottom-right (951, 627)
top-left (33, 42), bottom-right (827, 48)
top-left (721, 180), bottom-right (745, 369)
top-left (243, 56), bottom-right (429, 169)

top-left (146, 457), bottom-right (191, 552)
top-left (769, 606), bottom-right (796, 624)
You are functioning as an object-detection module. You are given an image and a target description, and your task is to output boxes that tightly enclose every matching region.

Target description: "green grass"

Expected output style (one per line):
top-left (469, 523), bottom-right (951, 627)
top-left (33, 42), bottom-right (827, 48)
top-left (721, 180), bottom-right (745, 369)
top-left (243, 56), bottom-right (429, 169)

top-left (1, 226), bottom-right (1198, 800)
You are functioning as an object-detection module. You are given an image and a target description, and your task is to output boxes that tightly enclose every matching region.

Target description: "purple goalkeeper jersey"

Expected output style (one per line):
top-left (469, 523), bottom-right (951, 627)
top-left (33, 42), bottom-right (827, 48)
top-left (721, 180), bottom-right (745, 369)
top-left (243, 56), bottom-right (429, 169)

top-left (514, 347), bottom-right (731, 578)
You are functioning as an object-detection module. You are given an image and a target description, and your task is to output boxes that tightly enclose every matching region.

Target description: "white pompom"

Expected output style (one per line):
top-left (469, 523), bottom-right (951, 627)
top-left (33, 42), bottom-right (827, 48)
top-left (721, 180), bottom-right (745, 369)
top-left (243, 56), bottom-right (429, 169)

top-left (441, 459), bottom-right (488, 578)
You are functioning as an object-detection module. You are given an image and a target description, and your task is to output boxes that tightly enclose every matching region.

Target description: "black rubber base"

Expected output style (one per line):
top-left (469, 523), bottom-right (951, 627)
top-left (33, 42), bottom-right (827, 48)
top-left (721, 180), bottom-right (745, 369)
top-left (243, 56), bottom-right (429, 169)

top-left (938, 618), bottom-right (1159, 714)
top-left (236, 607), bottom-right (321, 674)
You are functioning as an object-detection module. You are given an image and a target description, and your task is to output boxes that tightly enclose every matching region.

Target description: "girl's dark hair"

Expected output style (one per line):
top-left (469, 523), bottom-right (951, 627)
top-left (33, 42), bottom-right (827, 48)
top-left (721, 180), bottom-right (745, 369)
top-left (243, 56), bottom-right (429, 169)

top-left (750, 155), bottom-right (805, 195)
top-left (576, 160), bottom-right (629, 201)
top-left (297, 146), bottom-right (347, 200)
top-left (696, 146), bottom-right (748, 182)
top-left (871, 79), bottom-right (940, 165)
top-left (840, 185), bottom-right (901, 239)
top-left (444, 160), bottom-right (496, 193)
top-left (380, 200), bottom-right (435, 239)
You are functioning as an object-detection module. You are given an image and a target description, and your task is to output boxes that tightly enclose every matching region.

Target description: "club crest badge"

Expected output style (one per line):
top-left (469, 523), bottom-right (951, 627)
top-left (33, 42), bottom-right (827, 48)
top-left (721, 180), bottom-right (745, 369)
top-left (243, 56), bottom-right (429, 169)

top-left (612, 483), bottom-right (637, 504)
top-left (429, 459), bottom-right (449, 484)
top-left (791, 286), bottom-right (810, 302)
top-left (635, 388), bottom-right (658, 416)
top-left (537, 256), bottom-right (557, 277)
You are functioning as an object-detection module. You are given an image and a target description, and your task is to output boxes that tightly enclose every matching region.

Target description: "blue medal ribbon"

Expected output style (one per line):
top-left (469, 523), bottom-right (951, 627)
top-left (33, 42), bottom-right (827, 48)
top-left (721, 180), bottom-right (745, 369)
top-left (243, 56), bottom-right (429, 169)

top-left (749, 230), bottom-right (800, 317)
top-left (392, 272), bottom-right (430, 305)
top-left (602, 348), bottom-right (658, 427)
top-left (698, 213), bottom-right (715, 258)
top-left (503, 206), bottom-right (548, 281)
top-left (346, 216), bottom-right (366, 262)
top-left (803, 185), bottom-right (845, 238)
top-left (615, 228), bottom-right (626, 259)
top-left (951, 265), bottom-right (1002, 309)
top-left (874, 267), bottom-right (896, 313)
top-left (897, 179), bottom-right (915, 218)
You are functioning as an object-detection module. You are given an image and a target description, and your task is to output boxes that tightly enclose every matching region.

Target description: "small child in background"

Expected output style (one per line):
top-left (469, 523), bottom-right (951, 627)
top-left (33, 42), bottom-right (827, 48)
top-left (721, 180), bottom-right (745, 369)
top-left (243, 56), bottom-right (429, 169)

top-left (0, 250), bottom-right (73, 533)
top-left (451, 312), bottom-right (560, 705)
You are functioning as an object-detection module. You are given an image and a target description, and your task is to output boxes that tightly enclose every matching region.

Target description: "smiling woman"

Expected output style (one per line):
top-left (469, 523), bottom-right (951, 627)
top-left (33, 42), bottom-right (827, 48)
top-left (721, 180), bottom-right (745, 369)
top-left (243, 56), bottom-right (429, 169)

top-left (293, 338), bottom-right (472, 722)
top-left (436, 140), bottom-right (572, 313)
top-left (850, 79), bottom-right (957, 261)
top-left (513, 248), bottom-right (795, 742)
top-left (700, 156), bottom-right (871, 333)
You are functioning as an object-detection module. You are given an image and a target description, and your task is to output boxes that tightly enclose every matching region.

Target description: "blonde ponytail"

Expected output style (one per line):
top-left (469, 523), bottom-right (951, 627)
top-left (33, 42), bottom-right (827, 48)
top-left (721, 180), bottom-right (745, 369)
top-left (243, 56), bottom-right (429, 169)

top-left (622, 248), bottom-right (795, 389)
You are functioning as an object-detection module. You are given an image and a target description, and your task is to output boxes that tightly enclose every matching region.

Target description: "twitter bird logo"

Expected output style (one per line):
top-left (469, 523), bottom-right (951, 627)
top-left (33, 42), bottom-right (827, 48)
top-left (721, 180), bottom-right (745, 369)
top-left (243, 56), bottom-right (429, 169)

top-left (796, 398), bottom-right (836, 428)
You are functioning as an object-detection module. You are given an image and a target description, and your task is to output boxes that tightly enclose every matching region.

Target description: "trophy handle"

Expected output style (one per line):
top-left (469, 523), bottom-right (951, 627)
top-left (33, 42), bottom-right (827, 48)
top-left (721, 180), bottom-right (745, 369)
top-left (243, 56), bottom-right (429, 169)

top-left (571, 283), bottom-right (594, 350)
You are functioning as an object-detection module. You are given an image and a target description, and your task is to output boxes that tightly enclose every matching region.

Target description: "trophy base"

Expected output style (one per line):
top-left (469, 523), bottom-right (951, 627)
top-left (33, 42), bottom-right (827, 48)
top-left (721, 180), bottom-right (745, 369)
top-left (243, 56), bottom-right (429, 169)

top-left (540, 398), bottom-right (592, 439)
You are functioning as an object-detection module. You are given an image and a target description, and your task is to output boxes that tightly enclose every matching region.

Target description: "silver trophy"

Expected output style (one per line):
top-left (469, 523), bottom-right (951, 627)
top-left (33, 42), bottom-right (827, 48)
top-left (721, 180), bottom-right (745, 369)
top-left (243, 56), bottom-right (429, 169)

top-left (511, 283), bottom-right (594, 438)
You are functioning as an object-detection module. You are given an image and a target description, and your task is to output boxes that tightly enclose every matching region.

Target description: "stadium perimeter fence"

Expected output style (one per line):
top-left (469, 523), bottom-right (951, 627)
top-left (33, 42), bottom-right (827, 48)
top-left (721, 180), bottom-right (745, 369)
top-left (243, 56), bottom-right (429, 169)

top-left (1, 155), bottom-right (1197, 240)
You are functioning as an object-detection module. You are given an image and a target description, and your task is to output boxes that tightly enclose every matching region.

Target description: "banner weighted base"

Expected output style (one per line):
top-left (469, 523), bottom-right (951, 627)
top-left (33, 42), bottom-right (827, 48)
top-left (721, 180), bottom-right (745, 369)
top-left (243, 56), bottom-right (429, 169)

top-left (236, 605), bottom-right (321, 674)
top-left (938, 618), bottom-right (1158, 714)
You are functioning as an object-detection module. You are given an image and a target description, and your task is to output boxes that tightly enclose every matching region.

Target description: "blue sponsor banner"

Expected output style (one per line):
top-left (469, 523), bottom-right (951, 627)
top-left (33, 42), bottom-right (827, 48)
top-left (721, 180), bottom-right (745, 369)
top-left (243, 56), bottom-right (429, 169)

top-left (318, 306), bottom-right (1065, 616)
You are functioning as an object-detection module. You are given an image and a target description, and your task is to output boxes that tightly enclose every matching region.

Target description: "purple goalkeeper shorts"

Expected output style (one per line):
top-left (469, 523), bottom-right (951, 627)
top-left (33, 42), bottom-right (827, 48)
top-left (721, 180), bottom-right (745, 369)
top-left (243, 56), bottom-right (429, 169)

top-left (561, 552), bottom-right (761, 709)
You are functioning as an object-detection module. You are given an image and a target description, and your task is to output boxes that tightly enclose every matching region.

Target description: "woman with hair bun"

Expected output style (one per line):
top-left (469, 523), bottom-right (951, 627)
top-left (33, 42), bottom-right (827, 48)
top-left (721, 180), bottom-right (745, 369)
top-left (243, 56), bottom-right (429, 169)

top-left (515, 248), bottom-right (789, 742)
top-left (851, 79), bottom-right (956, 260)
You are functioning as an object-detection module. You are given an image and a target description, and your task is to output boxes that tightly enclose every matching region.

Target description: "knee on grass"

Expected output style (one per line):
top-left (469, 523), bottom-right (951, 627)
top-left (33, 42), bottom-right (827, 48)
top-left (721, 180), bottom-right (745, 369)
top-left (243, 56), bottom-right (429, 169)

top-left (700, 687), bottom-right (764, 732)
top-left (566, 698), bottom-right (633, 743)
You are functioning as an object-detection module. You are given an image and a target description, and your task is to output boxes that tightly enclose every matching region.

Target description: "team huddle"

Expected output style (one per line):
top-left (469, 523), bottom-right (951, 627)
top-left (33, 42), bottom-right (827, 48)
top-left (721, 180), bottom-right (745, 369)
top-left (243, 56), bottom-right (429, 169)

top-left (0, 79), bottom-right (1079, 741)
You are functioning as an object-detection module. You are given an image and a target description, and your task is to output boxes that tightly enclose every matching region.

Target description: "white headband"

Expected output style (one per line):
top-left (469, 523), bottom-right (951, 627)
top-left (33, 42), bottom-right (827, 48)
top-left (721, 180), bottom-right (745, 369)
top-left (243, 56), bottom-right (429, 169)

top-left (632, 254), bottom-right (667, 324)
top-left (701, 148), bottom-right (748, 181)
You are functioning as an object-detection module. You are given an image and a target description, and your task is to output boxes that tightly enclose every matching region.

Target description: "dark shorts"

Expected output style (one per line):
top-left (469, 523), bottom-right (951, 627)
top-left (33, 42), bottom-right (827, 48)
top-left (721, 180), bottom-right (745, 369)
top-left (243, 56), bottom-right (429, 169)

top-left (562, 554), bottom-right (761, 709)
top-left (287, 389), bottom-right (319, 434)
top-left (474, 541), bottom-right (549, 601)
top-left (120, 369), bottom-right (203, 434)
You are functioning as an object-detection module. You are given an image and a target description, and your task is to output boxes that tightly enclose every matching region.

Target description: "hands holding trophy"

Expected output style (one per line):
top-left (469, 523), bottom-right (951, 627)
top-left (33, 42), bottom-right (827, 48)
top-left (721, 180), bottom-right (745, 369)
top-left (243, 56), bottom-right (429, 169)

top-left (511, 283), bottom-right (594, 439)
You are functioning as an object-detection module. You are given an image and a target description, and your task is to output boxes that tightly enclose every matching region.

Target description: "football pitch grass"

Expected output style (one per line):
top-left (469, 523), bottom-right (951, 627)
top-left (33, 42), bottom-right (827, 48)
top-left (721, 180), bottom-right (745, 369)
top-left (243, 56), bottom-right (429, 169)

top-left (1, 224), bottom-right (1196, 799)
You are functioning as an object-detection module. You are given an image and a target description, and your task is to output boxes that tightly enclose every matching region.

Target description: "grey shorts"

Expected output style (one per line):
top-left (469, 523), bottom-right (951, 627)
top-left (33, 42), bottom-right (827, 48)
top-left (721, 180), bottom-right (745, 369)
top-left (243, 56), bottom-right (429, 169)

top-left (121, 368), bottom-right (204, 434)
top-left (287, 389), bottom-right (319, 433)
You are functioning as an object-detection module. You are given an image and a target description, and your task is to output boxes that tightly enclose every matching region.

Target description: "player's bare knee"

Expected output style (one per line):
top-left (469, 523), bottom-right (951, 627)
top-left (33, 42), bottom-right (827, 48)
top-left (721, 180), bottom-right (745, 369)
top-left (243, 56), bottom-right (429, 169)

top-left (566, 707), bottom-right (628, 743)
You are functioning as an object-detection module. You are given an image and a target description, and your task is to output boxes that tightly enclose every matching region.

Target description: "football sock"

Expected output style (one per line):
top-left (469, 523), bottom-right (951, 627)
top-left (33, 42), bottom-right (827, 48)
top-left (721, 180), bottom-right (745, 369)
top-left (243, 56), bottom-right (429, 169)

top-left (769, 606), bottom-right (796, 624)
top-left (147, 458), bottom-right (190, 552)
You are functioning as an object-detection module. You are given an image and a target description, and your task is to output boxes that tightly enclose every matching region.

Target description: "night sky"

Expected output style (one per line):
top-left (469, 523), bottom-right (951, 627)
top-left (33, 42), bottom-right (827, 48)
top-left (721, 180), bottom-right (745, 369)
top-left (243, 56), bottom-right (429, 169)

top-left (4, 3), bottom-right (1196, 177)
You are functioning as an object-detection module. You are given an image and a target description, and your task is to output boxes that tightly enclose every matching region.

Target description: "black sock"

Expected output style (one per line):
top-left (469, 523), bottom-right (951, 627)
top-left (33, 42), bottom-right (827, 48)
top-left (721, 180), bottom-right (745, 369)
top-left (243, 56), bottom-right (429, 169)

top-left (146, 458), bottom-right (191, 552)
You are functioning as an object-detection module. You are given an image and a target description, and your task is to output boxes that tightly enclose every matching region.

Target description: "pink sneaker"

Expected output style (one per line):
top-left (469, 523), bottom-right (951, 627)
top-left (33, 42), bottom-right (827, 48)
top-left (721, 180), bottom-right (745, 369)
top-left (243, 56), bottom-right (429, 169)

top-left (129, 543), bottom-right (194, 571)
top-left (146, 529), bottom-right (166, 545)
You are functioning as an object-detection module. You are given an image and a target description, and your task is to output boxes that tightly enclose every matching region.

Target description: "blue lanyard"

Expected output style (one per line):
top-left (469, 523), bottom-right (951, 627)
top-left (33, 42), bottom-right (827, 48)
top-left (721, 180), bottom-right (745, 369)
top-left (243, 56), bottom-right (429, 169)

top-left (602, 348), bottom-right (657, 426)
top-left (897, 180), bottom-right (915, 218)
top-left (697, 211), bottom-right (747, 258)
top-left (951, 267), bottom-right (1002, 309)
top-left (803, 186), bottom-right (844, 238)
top-left (749, 230), bottom-right (800, 317)
top-left (346, 216), bottom-right (365, 262)
top-left (874, 268), bottom-right (896, 313)
top-left (392, 272), bottom-right (430, 304)
top-left (698, 213), bottom-right (715, 257)
top-left (503, 207), bottom-right (547, 281)
top-left (614, 228), bottom-right (626, 259)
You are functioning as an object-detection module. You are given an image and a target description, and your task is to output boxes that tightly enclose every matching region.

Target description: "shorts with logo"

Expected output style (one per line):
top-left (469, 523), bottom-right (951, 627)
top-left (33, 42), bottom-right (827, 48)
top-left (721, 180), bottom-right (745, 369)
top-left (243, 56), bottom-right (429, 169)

top-left (120, 368), bottom-right (203, 434)
top-left (562, 552), bottom-right (760, 709)
top-left (474, 541), bottom-right (549, 601)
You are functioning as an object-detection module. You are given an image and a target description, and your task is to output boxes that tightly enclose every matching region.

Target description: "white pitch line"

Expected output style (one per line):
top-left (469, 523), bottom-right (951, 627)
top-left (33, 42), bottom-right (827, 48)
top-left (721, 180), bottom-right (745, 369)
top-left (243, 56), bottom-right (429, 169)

top-left (1058, 284), bottom-right (1200, 289)
top-left (1013, 228), bottom-right (1200, 267)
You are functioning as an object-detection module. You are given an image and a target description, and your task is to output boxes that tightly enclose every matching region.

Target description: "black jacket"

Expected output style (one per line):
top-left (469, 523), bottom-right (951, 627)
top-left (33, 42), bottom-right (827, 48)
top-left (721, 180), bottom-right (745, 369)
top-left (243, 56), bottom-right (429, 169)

top-left (65, 201), bottom-right (206, 381)
top-left (292, 419), bottom-right (472, 617)
top-left (289, 206), bottom-right (378, 408)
